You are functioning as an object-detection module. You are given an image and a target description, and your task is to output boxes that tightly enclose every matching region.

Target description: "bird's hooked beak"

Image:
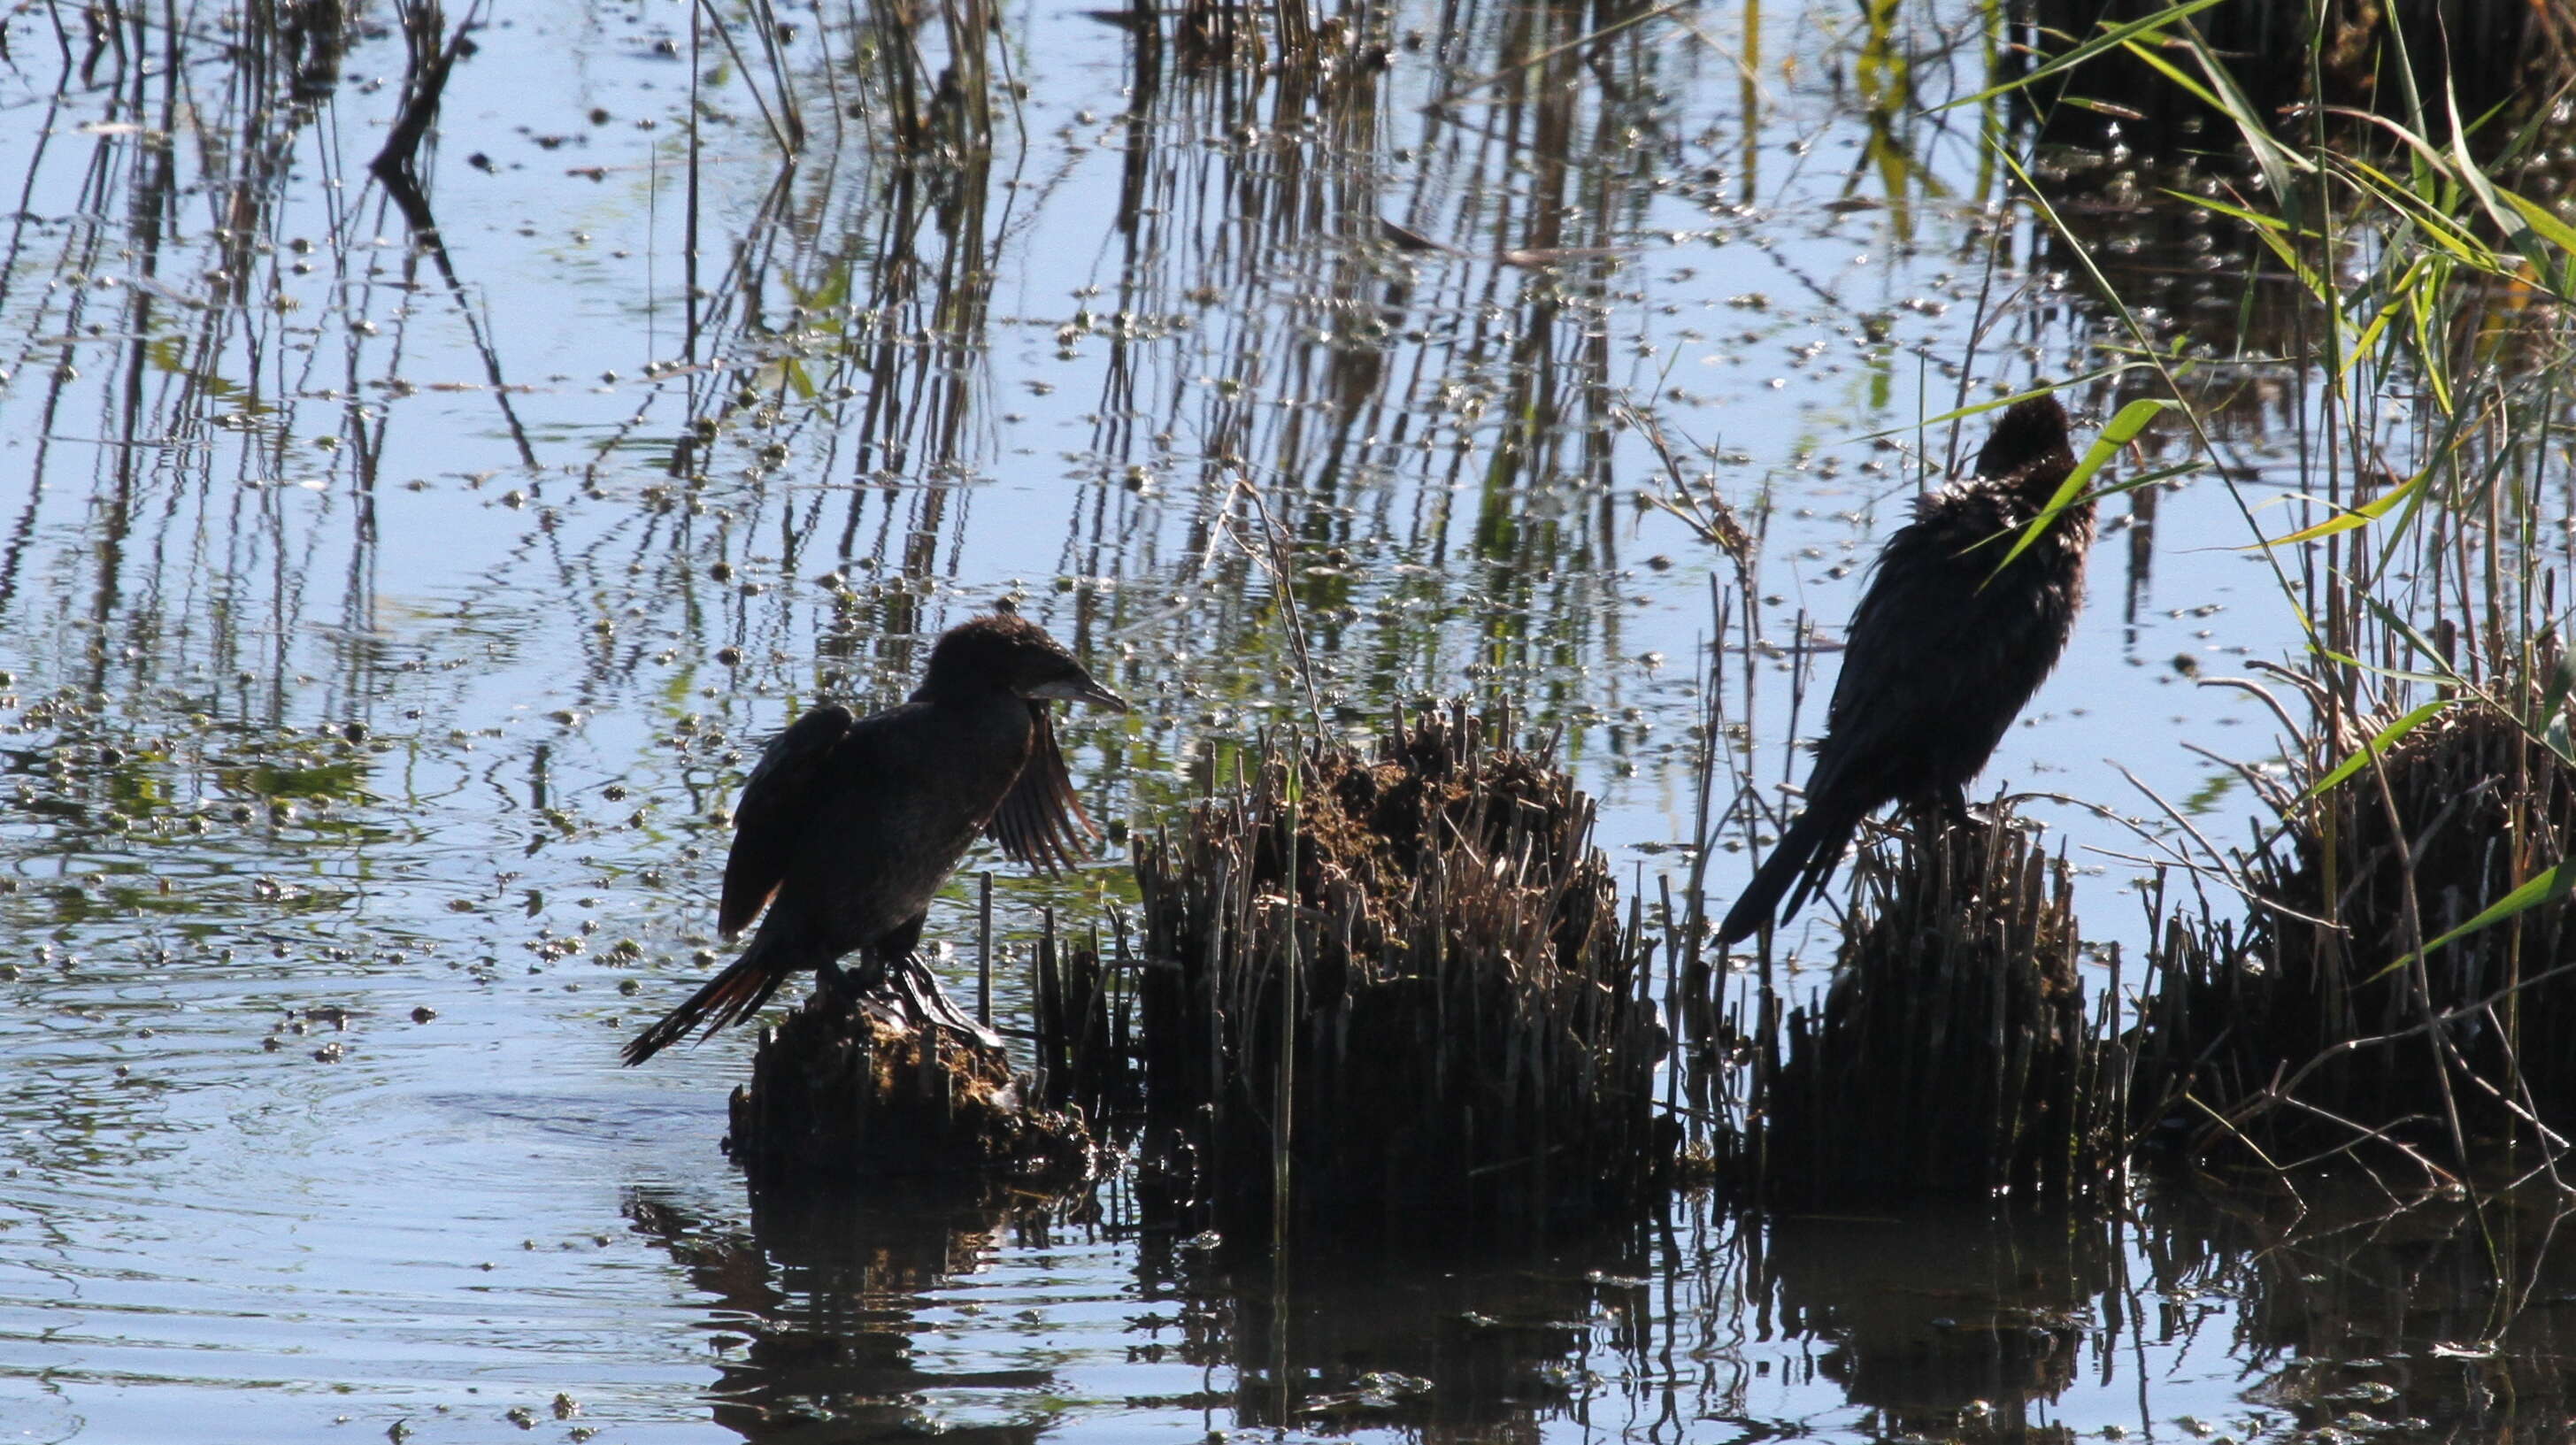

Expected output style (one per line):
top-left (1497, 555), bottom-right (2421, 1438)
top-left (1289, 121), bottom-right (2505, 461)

top-left (1029, 673), bottom-right (1128, 712)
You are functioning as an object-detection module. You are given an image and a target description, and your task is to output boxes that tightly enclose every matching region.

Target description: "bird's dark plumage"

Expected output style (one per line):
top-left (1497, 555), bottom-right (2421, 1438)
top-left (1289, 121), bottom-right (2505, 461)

top-left (623, 612), bottom-right (1126, 1065)
top-left (1717, 395), bottom-right (2094, 945)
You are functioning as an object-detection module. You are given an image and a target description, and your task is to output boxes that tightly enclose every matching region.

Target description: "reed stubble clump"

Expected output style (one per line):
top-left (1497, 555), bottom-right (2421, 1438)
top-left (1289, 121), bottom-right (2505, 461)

top-left (1130, 706), bottom-right (1669, 1250)
top-left (2134, 690), bottom-right (2576, 1165)
top-left (1024, 916), bottom-right (1135, 1126)
top-left (725, 994), bottom-right (1095, 1189)
top-left (1748, 809), bottom-right (2128, 1207)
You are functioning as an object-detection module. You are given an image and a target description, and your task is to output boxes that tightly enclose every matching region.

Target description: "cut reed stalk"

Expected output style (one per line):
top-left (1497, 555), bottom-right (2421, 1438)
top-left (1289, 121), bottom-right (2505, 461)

top-left (1029, 910), bottom-right (1132, 1123)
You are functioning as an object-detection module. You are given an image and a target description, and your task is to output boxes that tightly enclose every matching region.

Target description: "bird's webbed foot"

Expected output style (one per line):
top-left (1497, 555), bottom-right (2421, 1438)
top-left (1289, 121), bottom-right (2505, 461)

top-left (886, 953), bottom-right (1004, 1051)
top-left (815, 955), bottom-right (886, 1009)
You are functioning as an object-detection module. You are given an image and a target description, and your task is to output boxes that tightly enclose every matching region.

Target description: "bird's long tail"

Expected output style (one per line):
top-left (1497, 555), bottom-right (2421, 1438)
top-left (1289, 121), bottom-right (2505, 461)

top-left (1717, 800), bottom-right (1865, 944)
top-left (621, 930), bottom-right (794, 1065)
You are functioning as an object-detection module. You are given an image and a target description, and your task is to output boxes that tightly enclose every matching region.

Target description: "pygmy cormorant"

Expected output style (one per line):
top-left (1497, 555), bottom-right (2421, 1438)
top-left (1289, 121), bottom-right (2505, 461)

top-left (1716, 394), bottom-right (2093, 944)
top-left (623, 611), bottom-right (1127, 1064)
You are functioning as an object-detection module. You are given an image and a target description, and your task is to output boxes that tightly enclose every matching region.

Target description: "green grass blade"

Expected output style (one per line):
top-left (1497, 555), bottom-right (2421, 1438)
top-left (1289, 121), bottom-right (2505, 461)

top-left (2368, 855), bottom-right (2576, 981)
top-left (2255, 466), bottom-right (2428, 548)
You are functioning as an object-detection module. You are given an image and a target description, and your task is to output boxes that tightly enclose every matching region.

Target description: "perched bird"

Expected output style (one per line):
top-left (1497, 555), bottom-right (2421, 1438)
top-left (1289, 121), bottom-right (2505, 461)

top-left (1716, 395), bottom-right (2092, 945)
top-left (623, 611), bottom-right (1127, 1065)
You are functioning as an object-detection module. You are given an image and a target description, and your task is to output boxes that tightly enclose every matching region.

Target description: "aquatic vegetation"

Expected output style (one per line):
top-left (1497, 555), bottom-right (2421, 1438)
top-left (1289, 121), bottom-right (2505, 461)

top-left (726, 990), bottom-right (1096, 1187)
top-left (1749, 805), bottom-right (2126, 1205)
top-left (1127, 707), bottom-right (1666, 1248)
top-left (1965, 0), bottom-right (2576, 1181)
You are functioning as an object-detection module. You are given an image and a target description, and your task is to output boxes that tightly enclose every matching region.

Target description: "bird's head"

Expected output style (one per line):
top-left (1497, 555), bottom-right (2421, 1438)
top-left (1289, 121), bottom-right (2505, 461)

top-left (1975, 394), bottom-right (2080, 503)
top-left (919, 612), bottom-right (1128, 711)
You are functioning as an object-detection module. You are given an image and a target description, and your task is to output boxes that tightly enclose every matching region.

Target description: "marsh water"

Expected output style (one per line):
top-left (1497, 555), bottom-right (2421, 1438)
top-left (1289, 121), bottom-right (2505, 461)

top-left (1, 0), bottom-right (2570, 1439)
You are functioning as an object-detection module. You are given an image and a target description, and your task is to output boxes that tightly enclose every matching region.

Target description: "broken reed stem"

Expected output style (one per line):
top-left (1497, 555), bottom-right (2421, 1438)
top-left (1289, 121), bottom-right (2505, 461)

top-left (1273, 738), bottom-right (1296, 1263)
top-left (977, 871), bottom-right (994, 1028)
top-left (943, 0), bottom-right (996, 153)
top-left (369, 0), bottom-right (479, 185)
top-left (1025, 904), bottom-right (1127, 1122)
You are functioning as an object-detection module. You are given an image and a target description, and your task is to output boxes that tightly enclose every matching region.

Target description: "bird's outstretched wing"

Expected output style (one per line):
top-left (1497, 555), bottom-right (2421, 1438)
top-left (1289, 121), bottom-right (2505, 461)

top-left (718, 704), bottom-right (856, 939)
top-left (985, 703), bottom-right (1099, 873)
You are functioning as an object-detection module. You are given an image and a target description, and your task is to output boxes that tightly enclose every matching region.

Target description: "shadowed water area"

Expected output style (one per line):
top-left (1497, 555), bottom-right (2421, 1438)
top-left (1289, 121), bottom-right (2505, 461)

top-left (4, 0), bottom-right (2573, 1438)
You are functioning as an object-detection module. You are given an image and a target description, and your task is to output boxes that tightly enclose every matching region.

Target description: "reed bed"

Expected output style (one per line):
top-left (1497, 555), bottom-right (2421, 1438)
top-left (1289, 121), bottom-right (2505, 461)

top-left (726, 995), bottom-right (1095, 1188)
top-left (1124, 705), bottom-right (1669, 1249)
top-left (2131, 680), bottom-right (2576, 1173)
top-left (2011, 0), bottom-right (2576, 144)
top-left (1734, 809), bottom-right (2128, 1207)
top-left (1973, 0), bottom-right (2576, 1191)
